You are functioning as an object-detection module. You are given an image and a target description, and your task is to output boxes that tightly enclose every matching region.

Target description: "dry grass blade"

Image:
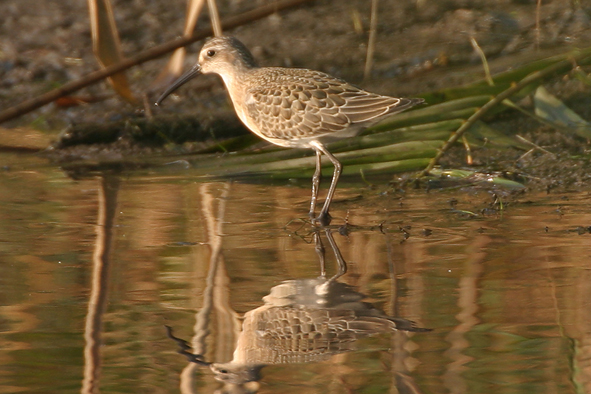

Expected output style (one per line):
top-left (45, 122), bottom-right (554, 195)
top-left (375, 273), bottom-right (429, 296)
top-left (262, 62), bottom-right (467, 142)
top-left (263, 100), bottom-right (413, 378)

top-left (189, 140), bottom-right (442, 179)
top-left (88, 0), bottom-right (137, 103)
top-left (418, 49), bottom-right (591, 177)
top-left (533, 86), bottom-right (591, 139)
top-left (0, 0), bottom-right (315, 124)
top-left (363, 0), bottom-right (378, 81)
top-left (151, 0), bottom-right (207, 92)
top-left (423, 47), bottom-right (591, 105)
top-left (151, 48), bottom-right (188, 92)
top-left (515, 135), bottom-right (556, 157)
top-left (470, 36), bottom-right (493, 87)
top-left (151, 0), bottom-right (220, 94)
top-left (214, 157), bottom-right (434, 178)
top-left (208, 0), bottom-right (223, 37)
top-left (535, 0), bottom-right (542, 50)
top-left (426, 168), bottom-right (525, 190)
top-left (368, 95), bottom-right (491, 133)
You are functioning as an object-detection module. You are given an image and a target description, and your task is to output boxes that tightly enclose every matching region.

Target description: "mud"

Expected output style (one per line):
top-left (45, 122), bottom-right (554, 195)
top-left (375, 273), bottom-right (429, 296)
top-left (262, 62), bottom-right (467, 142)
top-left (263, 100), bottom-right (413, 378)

top-left (1, 0), bottom-right (591, 190)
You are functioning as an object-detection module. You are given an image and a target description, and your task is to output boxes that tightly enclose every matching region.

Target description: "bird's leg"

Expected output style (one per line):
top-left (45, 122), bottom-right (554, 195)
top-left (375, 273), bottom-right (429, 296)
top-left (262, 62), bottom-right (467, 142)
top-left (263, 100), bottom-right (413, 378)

top-left (309, 149), bottom-right (322, 221)
top-left (313, 230), bottom-right (327, 278)
top-left (311, 142), bottom-right (341, 226)
top-left (324, 227), bottom-right (347, 281)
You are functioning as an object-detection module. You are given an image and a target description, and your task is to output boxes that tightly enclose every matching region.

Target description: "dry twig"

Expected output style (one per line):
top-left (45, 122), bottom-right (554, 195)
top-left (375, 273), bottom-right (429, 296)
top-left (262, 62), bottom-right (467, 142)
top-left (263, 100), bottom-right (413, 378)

top-left (0, 0), bottom-right (315, 125)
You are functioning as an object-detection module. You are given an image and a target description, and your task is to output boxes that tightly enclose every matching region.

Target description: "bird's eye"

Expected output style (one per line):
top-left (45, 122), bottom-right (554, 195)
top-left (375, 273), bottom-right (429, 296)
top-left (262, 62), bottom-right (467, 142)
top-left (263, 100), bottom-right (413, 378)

top-left (206, 50), bottom-right (216, 57)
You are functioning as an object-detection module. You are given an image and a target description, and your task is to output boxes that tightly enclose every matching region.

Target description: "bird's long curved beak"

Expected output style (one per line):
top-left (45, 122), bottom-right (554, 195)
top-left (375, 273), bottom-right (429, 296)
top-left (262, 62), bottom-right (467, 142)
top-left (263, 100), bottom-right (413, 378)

top-left (155, 64), bottom-right (202, 106)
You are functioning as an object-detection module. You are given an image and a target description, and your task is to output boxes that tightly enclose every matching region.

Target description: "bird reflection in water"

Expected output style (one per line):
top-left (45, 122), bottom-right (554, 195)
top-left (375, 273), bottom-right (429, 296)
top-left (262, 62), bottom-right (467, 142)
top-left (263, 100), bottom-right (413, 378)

top-left (167, 227), bottom-right (431, 391)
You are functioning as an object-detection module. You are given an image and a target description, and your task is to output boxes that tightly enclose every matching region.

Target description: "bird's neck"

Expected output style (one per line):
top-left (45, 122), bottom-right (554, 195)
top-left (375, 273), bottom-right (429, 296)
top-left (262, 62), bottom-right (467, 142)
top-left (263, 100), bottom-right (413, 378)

top-left (218, 64), bottom-right (255, 97)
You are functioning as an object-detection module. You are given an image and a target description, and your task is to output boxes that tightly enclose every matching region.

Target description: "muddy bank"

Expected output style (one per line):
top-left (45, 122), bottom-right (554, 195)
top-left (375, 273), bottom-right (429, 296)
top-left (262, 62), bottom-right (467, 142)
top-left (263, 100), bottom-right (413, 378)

top-left (1, 0), bottom-right (591, 191)
top-left (2, 0), bottom-right (591, 127)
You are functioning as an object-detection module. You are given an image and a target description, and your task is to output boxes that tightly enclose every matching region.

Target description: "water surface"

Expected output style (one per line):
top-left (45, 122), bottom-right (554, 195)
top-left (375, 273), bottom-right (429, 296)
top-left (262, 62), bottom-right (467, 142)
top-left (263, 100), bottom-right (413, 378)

top-left (1, 154), bottom-right (590, 394)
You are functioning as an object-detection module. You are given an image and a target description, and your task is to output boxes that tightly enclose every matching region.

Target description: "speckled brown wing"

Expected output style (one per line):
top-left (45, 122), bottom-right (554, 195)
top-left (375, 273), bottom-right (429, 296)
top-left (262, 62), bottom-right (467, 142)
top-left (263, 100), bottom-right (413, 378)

top-left (245, 68), bottom-right (420, 143)
top-left (246, 307), bottom-right (395, 364)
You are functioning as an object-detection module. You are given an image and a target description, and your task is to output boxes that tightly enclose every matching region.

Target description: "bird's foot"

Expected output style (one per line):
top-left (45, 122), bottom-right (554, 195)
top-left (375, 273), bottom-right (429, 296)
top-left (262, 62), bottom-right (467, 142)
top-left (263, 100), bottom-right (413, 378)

top-left (311, 211), bottom-right (332, 227)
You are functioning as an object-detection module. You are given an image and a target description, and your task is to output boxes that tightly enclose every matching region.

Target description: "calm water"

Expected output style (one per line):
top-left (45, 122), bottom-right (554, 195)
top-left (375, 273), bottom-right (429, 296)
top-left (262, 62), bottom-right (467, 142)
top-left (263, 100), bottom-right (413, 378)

top-left (1, 153), bottom-right (590, 394)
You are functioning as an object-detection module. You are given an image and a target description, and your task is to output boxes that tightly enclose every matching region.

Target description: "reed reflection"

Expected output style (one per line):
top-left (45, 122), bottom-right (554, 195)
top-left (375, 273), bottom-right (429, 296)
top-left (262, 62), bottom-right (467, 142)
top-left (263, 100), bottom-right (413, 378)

top-left (81, 174), bottom-right (120, 394)
top-left (168, 227), bottom-right (431, 393)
